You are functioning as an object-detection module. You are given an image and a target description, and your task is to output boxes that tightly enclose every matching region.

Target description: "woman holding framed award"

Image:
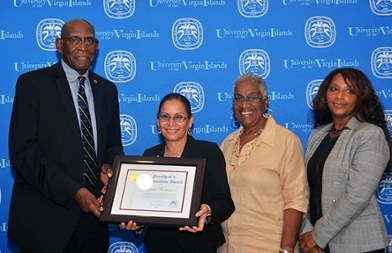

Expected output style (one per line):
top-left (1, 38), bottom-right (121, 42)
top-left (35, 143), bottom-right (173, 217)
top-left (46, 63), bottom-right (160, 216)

top-left (121, 93), bottom-right (235, 253)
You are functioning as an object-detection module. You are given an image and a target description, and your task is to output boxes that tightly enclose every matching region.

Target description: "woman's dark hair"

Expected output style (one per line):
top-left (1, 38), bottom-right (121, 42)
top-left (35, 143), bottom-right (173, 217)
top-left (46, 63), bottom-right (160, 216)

top-left (313, 67), bottom-right (390, 143)
top-left (158, 93), bottom-right (192, 117)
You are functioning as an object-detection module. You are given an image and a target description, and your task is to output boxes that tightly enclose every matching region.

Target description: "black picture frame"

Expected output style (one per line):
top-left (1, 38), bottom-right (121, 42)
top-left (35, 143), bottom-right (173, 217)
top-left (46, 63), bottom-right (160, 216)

top-left (101, 155), bottom-right (206, 227)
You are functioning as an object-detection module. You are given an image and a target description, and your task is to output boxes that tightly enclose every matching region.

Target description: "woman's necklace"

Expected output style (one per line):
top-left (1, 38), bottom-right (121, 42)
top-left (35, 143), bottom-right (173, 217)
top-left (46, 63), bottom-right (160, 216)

top-left (164, 146), bottom-right (183, 158)
top-left (329, 125), bottom-right (350, 135)
top-left (229, 128), bottom-right (263, 166)
top-left (241, 131), bottom-right (262, 138)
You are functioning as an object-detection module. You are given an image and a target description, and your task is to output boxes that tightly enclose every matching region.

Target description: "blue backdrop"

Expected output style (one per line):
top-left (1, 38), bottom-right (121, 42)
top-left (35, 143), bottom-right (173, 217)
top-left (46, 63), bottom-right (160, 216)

top-left (1, 1), bottom-right (392, 252)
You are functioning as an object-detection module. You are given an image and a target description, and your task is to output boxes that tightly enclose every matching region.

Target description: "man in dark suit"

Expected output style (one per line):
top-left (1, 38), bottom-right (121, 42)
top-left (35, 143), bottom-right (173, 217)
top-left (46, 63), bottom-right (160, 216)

top-left (7, 18), bottom-right (124, 253)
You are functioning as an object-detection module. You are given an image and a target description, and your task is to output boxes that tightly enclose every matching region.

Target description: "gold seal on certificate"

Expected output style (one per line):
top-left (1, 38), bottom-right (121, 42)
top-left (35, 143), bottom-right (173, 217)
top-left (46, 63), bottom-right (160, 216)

top-left (101, 156), bottom-right (206, 226)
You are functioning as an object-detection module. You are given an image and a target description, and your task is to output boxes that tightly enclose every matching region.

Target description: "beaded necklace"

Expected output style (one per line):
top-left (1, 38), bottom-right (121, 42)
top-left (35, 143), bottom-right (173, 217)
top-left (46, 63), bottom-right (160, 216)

top-left (229, 128), bottom-right (262, 167)
top-left (329, 125), bottom-right (350, 135)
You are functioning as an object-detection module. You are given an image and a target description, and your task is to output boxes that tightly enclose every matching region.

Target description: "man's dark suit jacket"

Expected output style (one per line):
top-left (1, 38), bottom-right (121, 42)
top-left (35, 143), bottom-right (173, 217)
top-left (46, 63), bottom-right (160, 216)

top-left (7, 61), bottom-right (124, 253)
top-left (142, 136), bottom-right (235, 252)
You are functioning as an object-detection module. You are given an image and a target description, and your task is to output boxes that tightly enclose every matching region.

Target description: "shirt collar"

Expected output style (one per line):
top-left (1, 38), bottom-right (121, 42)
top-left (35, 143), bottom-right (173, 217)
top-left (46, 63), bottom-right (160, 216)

top-left (227, 116), bottom-right (277, 148)
top-left (61, 59), bottom-right (90, 83)
top-left (256, 116), bottom-right (275, 147)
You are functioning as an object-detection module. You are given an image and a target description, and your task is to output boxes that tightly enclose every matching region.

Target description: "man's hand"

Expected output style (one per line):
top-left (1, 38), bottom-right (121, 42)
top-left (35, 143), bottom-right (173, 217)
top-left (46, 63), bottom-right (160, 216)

top-left (100, 163), bottom-right (113, 195)
top-left (75, 187), bottom-right (103, 218)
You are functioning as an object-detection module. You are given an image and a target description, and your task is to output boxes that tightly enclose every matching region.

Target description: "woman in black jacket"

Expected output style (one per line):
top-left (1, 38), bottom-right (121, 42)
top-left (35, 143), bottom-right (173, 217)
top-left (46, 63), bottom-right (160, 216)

top-left (121, 93), bottom-right (235, 253)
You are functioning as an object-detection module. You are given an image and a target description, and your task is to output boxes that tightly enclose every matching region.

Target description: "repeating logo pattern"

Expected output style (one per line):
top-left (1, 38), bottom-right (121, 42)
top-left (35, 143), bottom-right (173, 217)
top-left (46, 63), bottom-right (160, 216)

top-left (172, 18), bottom-right (203, 50)
top-left (306, 79), bottom-right (323, 110)
top-left (36, 18), bottom-right (64, 51)
top-left (237, 0), bottom-right (268, 18)
top-left (2, 2), bottom-right (392, 252)
top-left (305, 16), bottom-right (336, 48)
top-left (371, 47), bottom-right (392, 79)
top-left (104, 50), bottom-right (136, 83)
top-left (173, 82), bottom-right (204, 113)
top-left (120, 114), bottom-right (137, 146)
top-left (104, 0), bottom-right (135, 19)
top-left (108, 241), bottom-right (139, 253)
top-left (239, 49), bottom-right (270, 79)
top-left (370, 0), bottom-right (392, 16)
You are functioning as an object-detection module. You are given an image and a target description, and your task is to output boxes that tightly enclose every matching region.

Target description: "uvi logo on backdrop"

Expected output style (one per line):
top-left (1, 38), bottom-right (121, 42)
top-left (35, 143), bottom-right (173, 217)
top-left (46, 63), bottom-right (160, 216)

top-left (120, 114), bottom-right (137, 146)
top-left (104, 50), bottom-right (136, 83)
top-left (371, 47), bottom-right (392, 79)
top-left (36, 19), bottom-right (64, 51)
top-left (370, 0), bottom-right (392, 16)
top-left (237, 0), bottom-right (268, 18)
top-left (108, 241), bottom-right (138, 253)
top-left (239, 49), bottom-right (270, 79)
top-left (305, 16), bottom-right (336, 48)
top-left (306, 79), bottom-right (323, 110)
top-left (377, 175), bottom-right (392, 205)
top-left (173, 82), bottom-right (204, 113)
top-left (104, 0), bottom-right (135, 19)
top-left (172, 18), bottom-right (203, 50)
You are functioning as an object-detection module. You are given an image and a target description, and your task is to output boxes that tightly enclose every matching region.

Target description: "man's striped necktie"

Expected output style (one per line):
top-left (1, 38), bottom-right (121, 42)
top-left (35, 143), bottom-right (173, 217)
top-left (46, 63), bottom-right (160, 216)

top-left (78, 76), bottom-right (98, 186)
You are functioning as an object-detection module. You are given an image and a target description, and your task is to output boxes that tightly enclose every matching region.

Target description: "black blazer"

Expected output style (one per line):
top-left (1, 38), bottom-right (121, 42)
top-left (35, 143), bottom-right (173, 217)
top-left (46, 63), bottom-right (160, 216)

top-left (7, 61), bottom-right (124, 253)
top-left (142, 136), bottom-right (235, 251)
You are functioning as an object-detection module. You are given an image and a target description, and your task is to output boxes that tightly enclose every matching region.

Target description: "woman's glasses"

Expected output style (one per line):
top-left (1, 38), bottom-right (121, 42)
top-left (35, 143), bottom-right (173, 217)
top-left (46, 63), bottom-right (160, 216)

top-left (157, 113), bottom-right (189, 123)
top-left (233, 96), bottom-right (266, 104)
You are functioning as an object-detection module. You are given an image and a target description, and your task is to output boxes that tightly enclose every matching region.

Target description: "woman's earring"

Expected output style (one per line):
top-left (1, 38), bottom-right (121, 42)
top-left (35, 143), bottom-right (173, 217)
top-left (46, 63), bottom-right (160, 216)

top-left (231, 112), bottom-right (238, 122)
top-left (188, 128), bottom-right (192, 136)
top-left (263, 107), bottom-right (273, 119)
top-left (158, 127), bottom-right (161, 135)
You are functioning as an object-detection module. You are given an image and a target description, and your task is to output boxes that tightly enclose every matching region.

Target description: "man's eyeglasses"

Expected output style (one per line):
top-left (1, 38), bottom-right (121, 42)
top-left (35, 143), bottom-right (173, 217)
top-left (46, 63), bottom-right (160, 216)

top-left (61, 36), bottom-right (98, 47)
top-left (233, 96), bottom-right (266, 104)
top-left (157, 113), bottom-right (189, 123)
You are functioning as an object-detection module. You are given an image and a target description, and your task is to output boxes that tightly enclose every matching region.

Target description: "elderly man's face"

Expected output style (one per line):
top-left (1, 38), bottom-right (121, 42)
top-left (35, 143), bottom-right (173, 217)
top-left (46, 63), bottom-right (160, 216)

top-left (56, 20), bottom-right (98, 75)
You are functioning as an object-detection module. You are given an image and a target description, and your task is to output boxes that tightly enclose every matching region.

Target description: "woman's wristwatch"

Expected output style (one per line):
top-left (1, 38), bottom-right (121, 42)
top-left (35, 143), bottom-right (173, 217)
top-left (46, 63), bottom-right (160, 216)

top-left (279, 249), bottom-right (291, 253)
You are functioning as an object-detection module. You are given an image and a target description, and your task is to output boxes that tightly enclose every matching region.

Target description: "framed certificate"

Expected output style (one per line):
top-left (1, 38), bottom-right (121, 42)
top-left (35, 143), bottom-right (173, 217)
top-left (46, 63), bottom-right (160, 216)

top-left (100, 155), bottom-right (206, 227)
